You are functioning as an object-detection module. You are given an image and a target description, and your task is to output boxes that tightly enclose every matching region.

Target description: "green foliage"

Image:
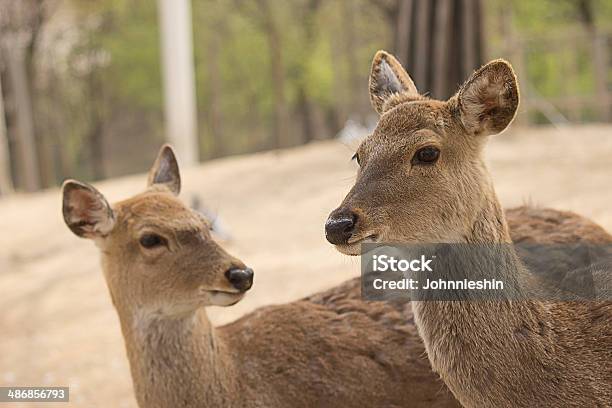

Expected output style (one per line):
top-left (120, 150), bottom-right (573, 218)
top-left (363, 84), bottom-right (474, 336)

top-left (512, 0), bottom-right (579, 32)
top-left (488, 0), bottom-right (611, 123)
top-left (303, 39), bottom-right (335, 106)
top-left (101, 7), bottom-right (162, 109)
top-left (71, 0), bottom-right (162, 109)
top-left (35, 0), bottom-right (610, 183)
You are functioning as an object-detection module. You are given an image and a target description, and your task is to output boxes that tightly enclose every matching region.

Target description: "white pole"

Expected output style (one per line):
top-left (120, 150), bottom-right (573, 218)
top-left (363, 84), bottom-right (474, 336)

top-left (157, 0), bottom-right (199, 166)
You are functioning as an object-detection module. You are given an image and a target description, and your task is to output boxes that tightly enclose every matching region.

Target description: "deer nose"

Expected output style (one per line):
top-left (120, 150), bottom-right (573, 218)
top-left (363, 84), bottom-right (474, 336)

top-left (225, 267), bottom-right (254, 292)
top-left (325, 209), bottom-right (358, 245)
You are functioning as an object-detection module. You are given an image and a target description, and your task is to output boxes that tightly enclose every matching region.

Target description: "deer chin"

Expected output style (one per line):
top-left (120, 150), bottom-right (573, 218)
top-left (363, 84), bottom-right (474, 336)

top-left (336, 234), bottom-right (380, 256)
top-left (206, 290), bottom-right (245, 307)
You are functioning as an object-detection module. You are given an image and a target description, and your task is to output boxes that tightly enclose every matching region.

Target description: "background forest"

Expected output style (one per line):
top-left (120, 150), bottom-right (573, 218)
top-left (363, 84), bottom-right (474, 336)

top-left (0, 0), bottom-right (610, 192)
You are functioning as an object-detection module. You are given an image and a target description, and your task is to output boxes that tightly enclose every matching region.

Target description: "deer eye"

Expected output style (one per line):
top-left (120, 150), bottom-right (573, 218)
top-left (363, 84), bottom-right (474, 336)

top-left (413, 146), bottom-right (440, 165)
top-left (351, 152), bottom-right (360, 165)
top-left (139, 233), bottom-right (166, 249)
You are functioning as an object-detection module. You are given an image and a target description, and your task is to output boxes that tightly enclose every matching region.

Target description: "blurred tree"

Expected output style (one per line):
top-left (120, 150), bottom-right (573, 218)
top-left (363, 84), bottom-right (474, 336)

top-left (256, 0), bottom-right (289, 148)
top-left (206, 8), bottom-right (226, 157)
top-left (0, 0), bottom-right (53, 191)
top-left (1, 0), bottom-right (607, 191)
top-left (570, 0), bottom-right (611, 121)
top-left (342, 0), bottom-right (360, 118)
top-left (488, 0), bottom-right (611, 123)
top-left (78, 35), bottom-right (111, 180)
top-left (0, 68), bottom-right (12, 194)
top-left (295, 0), bottom-right (322, 143)
top-left (67, 0), bottom-right (164, 179)
top-left (374, 0), bottom-right (484, 99)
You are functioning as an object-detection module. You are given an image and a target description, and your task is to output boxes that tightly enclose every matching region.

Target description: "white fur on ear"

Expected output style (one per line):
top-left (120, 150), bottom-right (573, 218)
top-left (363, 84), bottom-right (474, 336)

top-left (62, 180), bottom-right (115, 239)
top-left (369, 50), bottom-right (419, 115)
top-left (147, 144), bottom-right (181, 195)
top-left (455, 59), bottom-right (519, 136)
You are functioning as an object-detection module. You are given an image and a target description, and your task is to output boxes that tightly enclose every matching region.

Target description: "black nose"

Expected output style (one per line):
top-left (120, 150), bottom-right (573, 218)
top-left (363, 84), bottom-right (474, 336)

top-left (325, 209), bottom-right (357, 245)
top-left (225, 267), bottom-right (254, 292)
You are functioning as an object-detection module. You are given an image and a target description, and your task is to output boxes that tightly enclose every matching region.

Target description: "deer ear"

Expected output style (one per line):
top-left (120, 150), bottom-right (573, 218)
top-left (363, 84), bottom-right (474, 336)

top-left (62, 180), bottom-right (115, 239)
top-left (369, 50), bottom-right (419, 115)
top-left (147, 144), bottom-right (181, 195)
top-left (454, 59), bottom-right (519, 136)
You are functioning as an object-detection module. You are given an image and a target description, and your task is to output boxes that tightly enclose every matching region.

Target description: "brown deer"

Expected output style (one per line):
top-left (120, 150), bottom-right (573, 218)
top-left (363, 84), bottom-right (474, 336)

top-left (325, 51), bottom-right (612, 407)
top-left (62, 145), bottom-right (462, 408)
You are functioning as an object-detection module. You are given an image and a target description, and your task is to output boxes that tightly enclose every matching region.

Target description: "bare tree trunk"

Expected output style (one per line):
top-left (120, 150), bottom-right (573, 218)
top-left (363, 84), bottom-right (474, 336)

top-left (343, 0), bottom-right (362, 120)
top-left (499, 2), bottom-right (527, 126)
top-left (393, 0), bottom-right (483, 99)
top-left (413, 0), bottom-right (432, 90)
top-left (259, 0), bottom-right (288, 149)
top-left (268, 25), bottom-right (287, 148)
top-left (372, 0), bottom-right (400, 52)
top-left (395, 0), bottom-right (413, 67)
top-left (329, 21), bottom-right (347, 136)
top-left (5, 44), bottom-right (40, 191)
top-left (297, 88), bottom-right (314, 143)
top-left (25, 21), bottom-right (55, 188)
top-left (591, 31), bottom-right (610, 122)
top-left (88, 115), bottom-right (105, 180)
top-left (571, 0), bottom-right (610, 121)
top-left (85, 65), bottom-right (107, 180)
top-left (432, 0), bottom-right (452, 98)
top-left (34, 97), bottom-right (56, 188)
top-left (461, 0), bottom-right (477, 79)
top-left (474, 0), bottom-right (485, 67)
top-left (297, 0), bottom-right (321, 144)
top-left (207, 20), bottom-right (224, 157)
top-left (0, 68), bottom-right (13, 194)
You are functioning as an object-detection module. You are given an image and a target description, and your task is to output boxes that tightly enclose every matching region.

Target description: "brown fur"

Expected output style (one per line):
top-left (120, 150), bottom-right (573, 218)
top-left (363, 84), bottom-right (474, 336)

top-left (507, 206), bottom-right (612, 245)
top-left (327, 51), bottom-right (612, 407)
top-left (62, 145), bottom-right (460, 408)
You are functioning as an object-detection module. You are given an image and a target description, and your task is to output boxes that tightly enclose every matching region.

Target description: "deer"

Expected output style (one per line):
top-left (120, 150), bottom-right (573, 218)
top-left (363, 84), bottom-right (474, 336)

top-left (61, 151), bottom-right (609, 408)
top-left (325, 51), bottom-right (612, 407)
top-left (62, 145), bottom-right (465, 408)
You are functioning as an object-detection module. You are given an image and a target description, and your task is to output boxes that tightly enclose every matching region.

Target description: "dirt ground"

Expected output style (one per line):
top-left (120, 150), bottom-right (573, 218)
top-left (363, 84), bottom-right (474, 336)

top-left (0, 124), bottom-right (611, 407)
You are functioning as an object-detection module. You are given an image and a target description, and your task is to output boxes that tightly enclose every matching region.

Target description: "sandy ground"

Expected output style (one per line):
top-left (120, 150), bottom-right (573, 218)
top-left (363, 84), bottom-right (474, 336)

top-left (0, 124), bottom-right (611, 407)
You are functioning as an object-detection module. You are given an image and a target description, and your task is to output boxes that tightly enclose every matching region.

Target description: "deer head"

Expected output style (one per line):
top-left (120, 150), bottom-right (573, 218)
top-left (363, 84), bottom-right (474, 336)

top-left (326, 51), bottom-right (519, 255)
top-left (62, 145), bottom-right (253, 315)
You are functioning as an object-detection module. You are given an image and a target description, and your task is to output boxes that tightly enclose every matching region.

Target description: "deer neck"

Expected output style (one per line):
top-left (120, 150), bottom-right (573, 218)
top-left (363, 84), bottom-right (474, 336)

top-left (411, 184), bottom-right (556, 406)
top-left (413, 181), bottom-right (536, 313)
top-left (467, 188), bottom-right (512, 244)
top-left (114, 304), bottom-right (241, 408)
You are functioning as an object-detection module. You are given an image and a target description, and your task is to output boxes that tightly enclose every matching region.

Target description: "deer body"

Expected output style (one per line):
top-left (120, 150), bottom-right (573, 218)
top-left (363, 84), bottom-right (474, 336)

top-left (326, 51), bottom-right (612, 407)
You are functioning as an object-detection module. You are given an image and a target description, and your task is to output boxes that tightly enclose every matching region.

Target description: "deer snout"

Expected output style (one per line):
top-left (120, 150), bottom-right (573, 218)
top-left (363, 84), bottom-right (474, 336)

top-left (325, 209), bottom-right (358, 245)
top-left (225, 267), bottom-right (254, 292)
